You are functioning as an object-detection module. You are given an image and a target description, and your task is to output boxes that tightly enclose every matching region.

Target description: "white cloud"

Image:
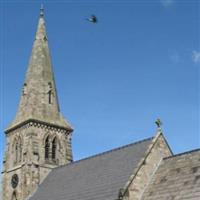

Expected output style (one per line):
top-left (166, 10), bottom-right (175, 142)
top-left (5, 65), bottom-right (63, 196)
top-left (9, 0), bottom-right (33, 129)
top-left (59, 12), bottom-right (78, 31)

top-left (161, 0), bottom-right (174, 7)
top-left (192, 51), bottom-right (200, 63)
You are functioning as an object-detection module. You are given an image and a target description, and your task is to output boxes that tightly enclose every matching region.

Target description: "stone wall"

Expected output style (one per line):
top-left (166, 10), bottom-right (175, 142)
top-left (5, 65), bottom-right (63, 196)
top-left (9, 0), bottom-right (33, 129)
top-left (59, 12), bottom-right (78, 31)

top-left (2, 121), bottom-right (72, 200)
top-left (140, 149), bottom-right (200, 199)
top-left (122, 132), bottom-right (172, 200)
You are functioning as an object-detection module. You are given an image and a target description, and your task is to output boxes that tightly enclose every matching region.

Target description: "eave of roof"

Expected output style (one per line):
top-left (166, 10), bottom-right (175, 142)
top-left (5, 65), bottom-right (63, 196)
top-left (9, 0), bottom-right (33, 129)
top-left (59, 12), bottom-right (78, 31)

top-left (29, 137), bottom-right (154, 200)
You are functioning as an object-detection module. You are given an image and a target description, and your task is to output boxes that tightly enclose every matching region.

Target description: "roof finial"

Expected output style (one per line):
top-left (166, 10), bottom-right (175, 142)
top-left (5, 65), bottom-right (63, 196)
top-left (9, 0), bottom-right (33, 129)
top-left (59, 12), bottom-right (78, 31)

top-left (40, 4), bottom-right (44, 17)
top-left (155, 118), bottom-right (162, 132)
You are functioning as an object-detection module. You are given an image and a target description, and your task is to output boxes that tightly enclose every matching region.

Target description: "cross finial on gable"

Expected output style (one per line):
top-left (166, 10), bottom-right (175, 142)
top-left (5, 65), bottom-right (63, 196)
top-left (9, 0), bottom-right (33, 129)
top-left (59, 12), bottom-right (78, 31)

top-left (155, 118), bottom-right (162, 128)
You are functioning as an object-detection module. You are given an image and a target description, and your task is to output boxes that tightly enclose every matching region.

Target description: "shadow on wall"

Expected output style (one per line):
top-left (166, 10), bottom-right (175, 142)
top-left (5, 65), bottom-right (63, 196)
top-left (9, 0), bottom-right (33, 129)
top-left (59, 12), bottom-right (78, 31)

top-left (0, 177), bottom-right (2, 200)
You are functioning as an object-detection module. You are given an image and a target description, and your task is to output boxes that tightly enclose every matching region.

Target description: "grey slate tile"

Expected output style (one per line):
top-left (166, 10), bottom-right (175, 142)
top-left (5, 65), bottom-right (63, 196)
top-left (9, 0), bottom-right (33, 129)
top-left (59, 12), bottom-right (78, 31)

top-left (141, 149), bottom-right (200, 200)
top-left (29, 137), bottom-right (153, 200)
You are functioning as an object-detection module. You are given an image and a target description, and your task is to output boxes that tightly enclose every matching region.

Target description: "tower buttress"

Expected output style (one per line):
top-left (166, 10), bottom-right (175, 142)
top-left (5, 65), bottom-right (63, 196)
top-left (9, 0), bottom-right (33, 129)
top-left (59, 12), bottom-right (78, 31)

top-left (2, 7), bottom-right (73, 200)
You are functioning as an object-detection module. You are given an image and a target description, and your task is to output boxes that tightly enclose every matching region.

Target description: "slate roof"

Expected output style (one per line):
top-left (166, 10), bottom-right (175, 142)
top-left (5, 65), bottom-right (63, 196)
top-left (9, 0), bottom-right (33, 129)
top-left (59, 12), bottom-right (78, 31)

top-left (29, 137), bottom-right (153, 200)
top-left (141, 149), bottom-right (200, 200)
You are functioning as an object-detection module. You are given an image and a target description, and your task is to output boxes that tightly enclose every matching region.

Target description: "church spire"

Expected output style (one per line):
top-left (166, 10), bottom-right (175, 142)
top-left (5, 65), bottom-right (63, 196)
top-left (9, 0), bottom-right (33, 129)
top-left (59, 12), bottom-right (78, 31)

top-left (6, 8), bottom-right (72, 131)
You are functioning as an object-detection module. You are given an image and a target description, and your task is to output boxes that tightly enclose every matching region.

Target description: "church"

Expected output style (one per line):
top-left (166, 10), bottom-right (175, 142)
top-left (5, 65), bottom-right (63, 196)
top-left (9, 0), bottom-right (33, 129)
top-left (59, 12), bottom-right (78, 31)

top-left (2, 8), bottom-right (200, 200)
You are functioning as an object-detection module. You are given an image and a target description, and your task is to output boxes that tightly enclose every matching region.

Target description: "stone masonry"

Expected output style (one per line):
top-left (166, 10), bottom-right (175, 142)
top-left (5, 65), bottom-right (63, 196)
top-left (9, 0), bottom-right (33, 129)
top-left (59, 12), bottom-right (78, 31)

top-left (121, 131), bottom-right (172, 200)
top-left (2, 8), bottom-right (73, 200)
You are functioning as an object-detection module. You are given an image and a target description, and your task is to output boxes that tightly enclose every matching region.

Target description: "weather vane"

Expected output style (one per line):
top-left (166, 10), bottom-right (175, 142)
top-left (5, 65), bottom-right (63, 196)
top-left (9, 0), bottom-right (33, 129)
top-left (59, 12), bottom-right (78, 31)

top-left (40, 4), bottom-right (44, 17)
top-left (155, 118), bottom-right (162, 128)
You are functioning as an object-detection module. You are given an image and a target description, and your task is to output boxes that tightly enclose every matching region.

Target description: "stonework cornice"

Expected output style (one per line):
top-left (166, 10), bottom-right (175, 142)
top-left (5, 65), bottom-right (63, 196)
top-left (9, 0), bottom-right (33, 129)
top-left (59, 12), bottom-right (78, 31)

top-left (5, 119), bottom-right (73, 135)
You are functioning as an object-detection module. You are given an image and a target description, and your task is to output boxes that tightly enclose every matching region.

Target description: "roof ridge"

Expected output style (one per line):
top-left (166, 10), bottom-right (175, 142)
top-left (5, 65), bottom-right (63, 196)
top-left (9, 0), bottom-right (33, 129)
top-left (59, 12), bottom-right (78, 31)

top-left (164, 148), bottom-right (200, 160)
top-left (55, 136), bottom-right (154, 170)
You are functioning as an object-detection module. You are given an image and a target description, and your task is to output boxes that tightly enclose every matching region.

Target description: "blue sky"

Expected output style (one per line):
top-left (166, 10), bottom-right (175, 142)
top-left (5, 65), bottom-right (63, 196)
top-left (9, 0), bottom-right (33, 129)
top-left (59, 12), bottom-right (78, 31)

top-left (0, 0), bottom-right (199, 184)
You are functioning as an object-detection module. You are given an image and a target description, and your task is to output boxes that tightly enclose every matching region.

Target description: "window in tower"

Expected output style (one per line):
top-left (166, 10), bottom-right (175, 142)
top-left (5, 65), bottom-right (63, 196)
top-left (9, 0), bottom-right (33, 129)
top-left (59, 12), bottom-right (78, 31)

top-left (22, 83), bottom-right (27, 95)
top-left (18, 138), bottom-right (22, 162)
top-left (48, 89), bottom-right (52, 104)
top-left (48, 82), bottom-right (53, 104)
top-left (14, 141), bottom-right (18, 164)
top-left (44, 35), bottom-right (48, 41)
top-left (11, 191), bottom-right (17, 200)
top-left (45, 136), bottom-right (50, 160)
top-left (52, 137), bottom-right (57, 161)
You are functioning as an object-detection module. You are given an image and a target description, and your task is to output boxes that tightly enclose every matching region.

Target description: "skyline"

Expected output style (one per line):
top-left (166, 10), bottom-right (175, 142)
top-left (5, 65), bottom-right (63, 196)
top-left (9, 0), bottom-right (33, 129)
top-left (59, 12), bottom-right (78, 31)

top-left (0, 0), bottom-right (199, 182)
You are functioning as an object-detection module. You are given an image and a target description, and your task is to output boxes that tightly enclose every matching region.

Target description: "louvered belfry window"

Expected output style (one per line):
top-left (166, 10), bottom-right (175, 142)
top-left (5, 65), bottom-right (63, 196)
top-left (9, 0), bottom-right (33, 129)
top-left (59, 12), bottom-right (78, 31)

top-left (52, 137), bottom-right (57, 160)
top-left (45, 136), bottom-right (50, 160)
top-left (15, 141), bottom-right (18, 164)
top-left (12, 191), bottom-right (17, 200)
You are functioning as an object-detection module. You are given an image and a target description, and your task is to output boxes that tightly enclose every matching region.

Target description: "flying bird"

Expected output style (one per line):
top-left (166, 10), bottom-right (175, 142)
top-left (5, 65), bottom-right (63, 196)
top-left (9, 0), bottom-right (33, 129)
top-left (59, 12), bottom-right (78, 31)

top-left (86, 15), bottom-right (98, 23)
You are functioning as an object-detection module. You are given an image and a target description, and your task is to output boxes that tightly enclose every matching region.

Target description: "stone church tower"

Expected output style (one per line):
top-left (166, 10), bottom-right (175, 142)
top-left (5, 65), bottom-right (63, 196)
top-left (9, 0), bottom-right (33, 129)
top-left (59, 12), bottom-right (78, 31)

top-left (2, 8), bottom-right (73, 200)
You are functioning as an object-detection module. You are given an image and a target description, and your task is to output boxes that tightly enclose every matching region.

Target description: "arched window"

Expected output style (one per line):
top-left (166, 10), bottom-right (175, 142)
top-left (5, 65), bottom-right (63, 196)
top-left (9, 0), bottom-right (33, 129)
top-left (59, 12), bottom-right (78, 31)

top-left (12, 191), bottom-right (17, 200)
top-left (14, 141), bottom-right (18, 164)
top-left (18, 138), bottom-right (22, 162)
top-left (45, 136), bottom-right (50, 160)
top-left (52, 137), bottom-right (57, 161)
top-left (13, 137), bottom-right (23, 165)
